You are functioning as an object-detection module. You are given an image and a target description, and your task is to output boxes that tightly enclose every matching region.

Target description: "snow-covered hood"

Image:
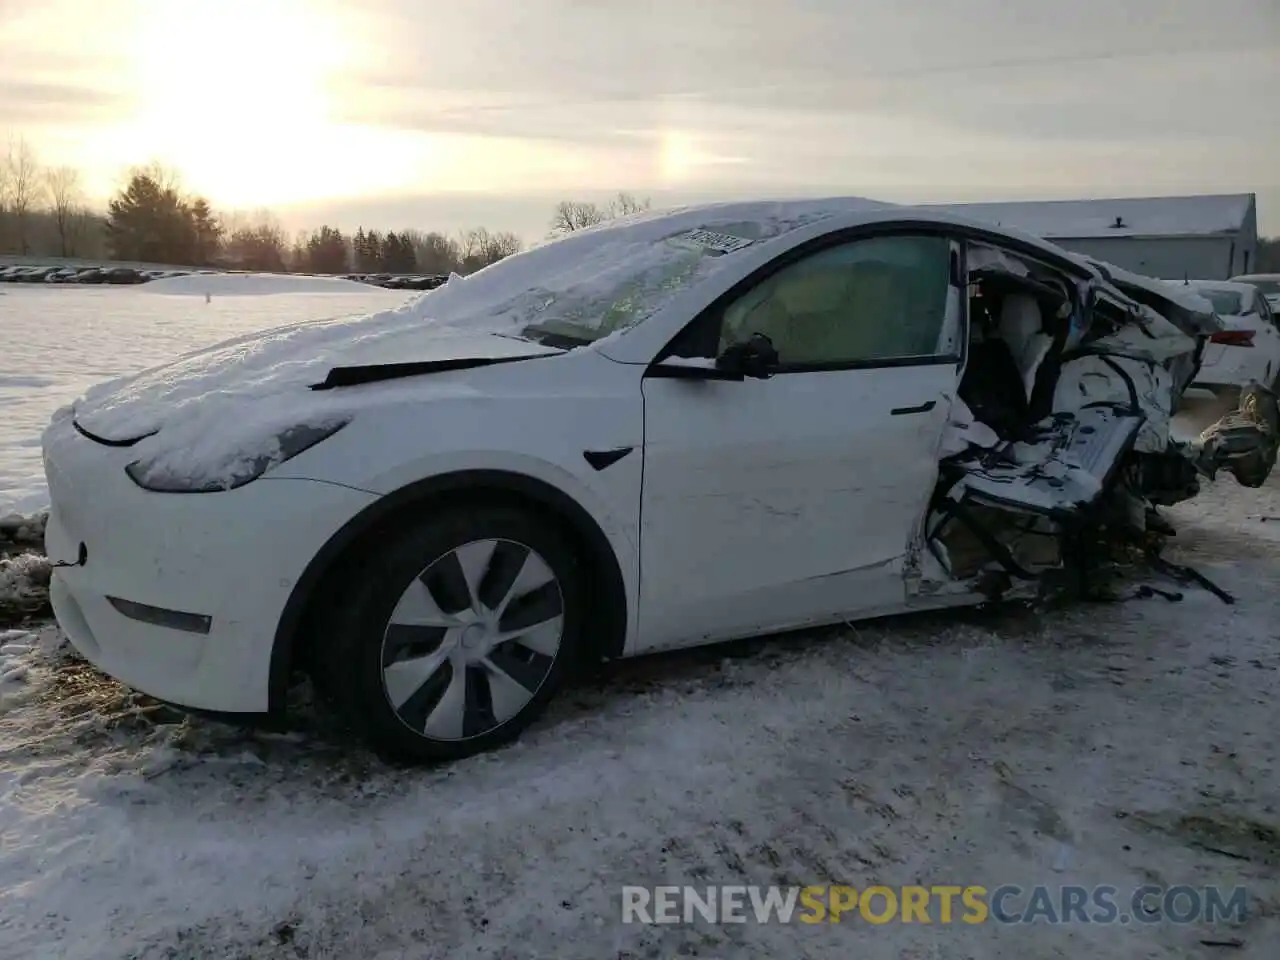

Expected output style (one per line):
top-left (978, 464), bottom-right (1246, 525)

top-left (70, 310), bottom-right (562, 445)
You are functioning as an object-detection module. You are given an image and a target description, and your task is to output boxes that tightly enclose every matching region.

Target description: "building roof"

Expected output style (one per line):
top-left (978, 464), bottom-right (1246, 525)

top-left (932, 193), bottom-right (1255, 240)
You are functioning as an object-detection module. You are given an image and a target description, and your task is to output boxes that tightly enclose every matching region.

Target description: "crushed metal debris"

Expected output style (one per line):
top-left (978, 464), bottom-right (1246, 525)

top-left (921, 242), bottom-right (1278, 607)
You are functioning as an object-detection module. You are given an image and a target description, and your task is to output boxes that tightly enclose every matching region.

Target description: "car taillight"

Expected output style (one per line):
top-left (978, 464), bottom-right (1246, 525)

top-left (1209, 330), bottom-right (1255, 346)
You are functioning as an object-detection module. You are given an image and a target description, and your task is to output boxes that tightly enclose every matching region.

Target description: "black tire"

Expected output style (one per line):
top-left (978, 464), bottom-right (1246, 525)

top-left (313, 503), bottom-right (586, 764)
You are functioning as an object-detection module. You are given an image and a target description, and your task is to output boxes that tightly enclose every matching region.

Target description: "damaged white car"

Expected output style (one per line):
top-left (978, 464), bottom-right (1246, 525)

top-left (41, 198), bottom-right (1279, 763)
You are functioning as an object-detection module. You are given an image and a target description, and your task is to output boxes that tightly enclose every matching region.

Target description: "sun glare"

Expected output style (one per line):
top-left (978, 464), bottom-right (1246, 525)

top-left (113, 0), bottom-right (380, 207)
top-left (658, 131), bottom-right (697, 184)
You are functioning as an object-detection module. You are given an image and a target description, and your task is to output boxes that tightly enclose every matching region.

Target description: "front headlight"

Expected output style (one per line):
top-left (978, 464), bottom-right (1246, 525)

top-left (124, 418), bottom-right (350, 493)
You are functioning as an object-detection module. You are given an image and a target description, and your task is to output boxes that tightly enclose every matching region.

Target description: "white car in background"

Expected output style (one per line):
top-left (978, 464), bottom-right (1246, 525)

top-left (1185, 279), bottom-right (1280, 394)
top-left (39, 198), bottom-right (1279, 764)
top-left (1228, 273), bottom-right (1280, 323)
top-left (1230, 273), bottom-right (1280, 314)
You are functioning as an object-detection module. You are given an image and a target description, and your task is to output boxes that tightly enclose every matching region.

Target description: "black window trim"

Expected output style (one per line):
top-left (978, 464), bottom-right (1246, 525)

top-left (644, 219), bottom-right (1086, 377)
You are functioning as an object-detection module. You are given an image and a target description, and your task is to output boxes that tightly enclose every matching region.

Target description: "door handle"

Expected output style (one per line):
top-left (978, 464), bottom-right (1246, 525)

top-left (891, 400), bottom-right (937, 416)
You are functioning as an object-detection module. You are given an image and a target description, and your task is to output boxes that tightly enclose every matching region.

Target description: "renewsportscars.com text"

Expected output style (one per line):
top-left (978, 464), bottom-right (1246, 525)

top-left (621, 884), bottom-right (1248, 925)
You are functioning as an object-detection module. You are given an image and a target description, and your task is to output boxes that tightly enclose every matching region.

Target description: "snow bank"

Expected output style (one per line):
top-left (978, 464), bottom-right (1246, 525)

top-left (1, 285), bottom-right (406, 515)
top-left (142, 273), bottom-right (377, 296)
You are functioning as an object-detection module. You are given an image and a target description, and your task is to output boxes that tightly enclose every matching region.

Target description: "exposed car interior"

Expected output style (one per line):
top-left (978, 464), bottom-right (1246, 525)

top-left (925, 242), bottom-right (1278, 600)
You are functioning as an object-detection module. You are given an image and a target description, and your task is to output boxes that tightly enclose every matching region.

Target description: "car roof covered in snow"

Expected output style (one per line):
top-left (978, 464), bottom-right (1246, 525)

top-left (1184, 279), bottom-right (1263, 294)
top-left (428, 195), bottom-right (1094, 303)
top-left (375, 196), bottom-right (1097, 343)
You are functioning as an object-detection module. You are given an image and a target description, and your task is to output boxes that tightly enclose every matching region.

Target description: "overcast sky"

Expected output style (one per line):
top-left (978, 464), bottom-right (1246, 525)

top-left (2, 0), bottom-right (1277, 238)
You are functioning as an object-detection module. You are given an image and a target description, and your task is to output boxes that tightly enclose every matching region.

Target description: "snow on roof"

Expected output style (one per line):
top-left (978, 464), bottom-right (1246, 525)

top-left (932, 194), bottom-right (1255, 240)
top-left (1183, 279), bottom-right (1261, 294)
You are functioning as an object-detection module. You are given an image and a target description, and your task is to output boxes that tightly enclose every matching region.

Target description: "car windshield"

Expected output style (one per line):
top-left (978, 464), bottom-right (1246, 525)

top-left (1199, 289), bottom-right (1245, 315)
top-left (510, 226), bottom-right (826, 347)
top-left (515, 239), bottom-right (728, 347)
top-left (406, 204), bottom-right (859, 349)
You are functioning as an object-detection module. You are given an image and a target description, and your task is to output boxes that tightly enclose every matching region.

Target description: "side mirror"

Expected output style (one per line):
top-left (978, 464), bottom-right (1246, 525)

top-left (716, 333), bottom-right (779, 379)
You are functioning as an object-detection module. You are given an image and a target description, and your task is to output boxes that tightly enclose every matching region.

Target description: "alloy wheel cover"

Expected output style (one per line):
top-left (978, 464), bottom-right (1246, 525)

top-left (379, 538), bottom-right (565, 741)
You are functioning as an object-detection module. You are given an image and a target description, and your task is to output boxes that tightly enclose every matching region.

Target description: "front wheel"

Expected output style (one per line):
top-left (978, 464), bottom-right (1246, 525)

top-left (314, 504), bottom-right (585, 763)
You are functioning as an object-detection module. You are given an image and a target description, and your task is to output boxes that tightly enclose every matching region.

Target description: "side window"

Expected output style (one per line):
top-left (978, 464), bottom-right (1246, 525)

top-left (718, 234), bottom-right (954, 366)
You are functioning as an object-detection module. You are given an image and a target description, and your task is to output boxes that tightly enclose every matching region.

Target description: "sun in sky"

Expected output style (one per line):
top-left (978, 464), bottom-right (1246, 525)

top-left (94, 0), bottom-right (411, 207)
top-left (3, 0), bottom-right (1276, 235)
top-left (61, 0), bottom-right (705, 212)
top-left (30, 0), bottom-right (749, 213)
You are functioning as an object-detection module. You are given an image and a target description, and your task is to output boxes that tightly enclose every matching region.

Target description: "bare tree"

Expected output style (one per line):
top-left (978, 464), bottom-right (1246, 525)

top-left (405, 229), bottom-right (461, 275)
top-left (550, 200), bottom-right (607, 236)
top-left (456, 227), bottom-right (490, 272)
top-left (3, 136), bottom-right (39, 255)
top-left (223, 208), bottom-right (288, 272)
top-left (488, 230), bottom-right (522, 261)
top-left (44, 165), bottom-right (86, 256)
top-left (609, 192), bottom-right (651, 218)
top-left (457, 227), bottom-right (523, 273)
top-left (128, 159), bottom-right (182, 193)
top-left (288, 230), bottom-right (310, 272)
top-left (549, 194), bottom-right (652, 238)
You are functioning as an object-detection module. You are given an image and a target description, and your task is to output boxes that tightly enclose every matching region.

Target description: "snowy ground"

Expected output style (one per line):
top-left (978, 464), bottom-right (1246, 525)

top-left (0, 287), bottom-right (1277, 959)
top-left (0, 283), bottom-right (407, 515)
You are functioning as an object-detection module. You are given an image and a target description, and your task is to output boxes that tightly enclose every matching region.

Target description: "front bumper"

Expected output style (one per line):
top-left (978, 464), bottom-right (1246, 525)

top-left (43, 415), bottom-right (377, 713)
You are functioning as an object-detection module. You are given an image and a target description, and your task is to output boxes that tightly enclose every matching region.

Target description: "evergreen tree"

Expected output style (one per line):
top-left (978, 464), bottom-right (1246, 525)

top-left (187, 197), bottom-right (223, 266)
top-left (378, 232), bottom-right (399, 272)
top-left (363, 229), bottom-right (383, 272)
top-left (306, 225), bottom-right (349, 273)
top-left (352, 227), bottom-right (368, 271)
top-left (105, 173), bottom-right (191, 263)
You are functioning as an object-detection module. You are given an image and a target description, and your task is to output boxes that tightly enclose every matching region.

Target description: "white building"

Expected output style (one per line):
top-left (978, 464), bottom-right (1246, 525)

top-left (936, 193), bottom-right (1258, 281)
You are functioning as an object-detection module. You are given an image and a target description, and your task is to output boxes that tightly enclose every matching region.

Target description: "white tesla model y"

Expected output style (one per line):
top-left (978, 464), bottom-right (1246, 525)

top-left (41, 198), bottom-right (1278, 762)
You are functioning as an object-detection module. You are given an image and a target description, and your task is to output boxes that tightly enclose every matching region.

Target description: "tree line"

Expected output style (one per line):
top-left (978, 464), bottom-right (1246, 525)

top-left (13, 131), bottom-right (1276, 276)
top-left (1, 135), bottom-right (657, 276)
top-left (95, 160), bottom-right (534, 275)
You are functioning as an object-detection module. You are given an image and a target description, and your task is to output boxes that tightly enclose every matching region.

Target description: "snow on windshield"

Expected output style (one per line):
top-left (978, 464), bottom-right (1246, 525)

top-left (413, 206), bottom-right (844, 344)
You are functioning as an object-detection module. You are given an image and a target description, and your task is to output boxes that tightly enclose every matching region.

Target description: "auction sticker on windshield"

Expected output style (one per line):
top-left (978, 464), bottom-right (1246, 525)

top-left (669, 229), bottom-right (756, 256)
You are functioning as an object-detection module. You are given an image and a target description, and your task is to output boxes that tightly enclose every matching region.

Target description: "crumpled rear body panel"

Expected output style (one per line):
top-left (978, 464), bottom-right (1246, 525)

top-left (945, 406), bottom-right (1146, 519)
top-left (927, 244), bottom-right (1276, 597)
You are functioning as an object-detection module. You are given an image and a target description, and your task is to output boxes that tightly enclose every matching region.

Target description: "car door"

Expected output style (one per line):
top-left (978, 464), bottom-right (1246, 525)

top-left (636, 230), bottom-right (965, 652)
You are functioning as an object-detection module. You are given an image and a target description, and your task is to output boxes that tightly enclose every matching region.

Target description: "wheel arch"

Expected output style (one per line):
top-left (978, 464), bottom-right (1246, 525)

top-left (268, 469), bottom-right (630, 712)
